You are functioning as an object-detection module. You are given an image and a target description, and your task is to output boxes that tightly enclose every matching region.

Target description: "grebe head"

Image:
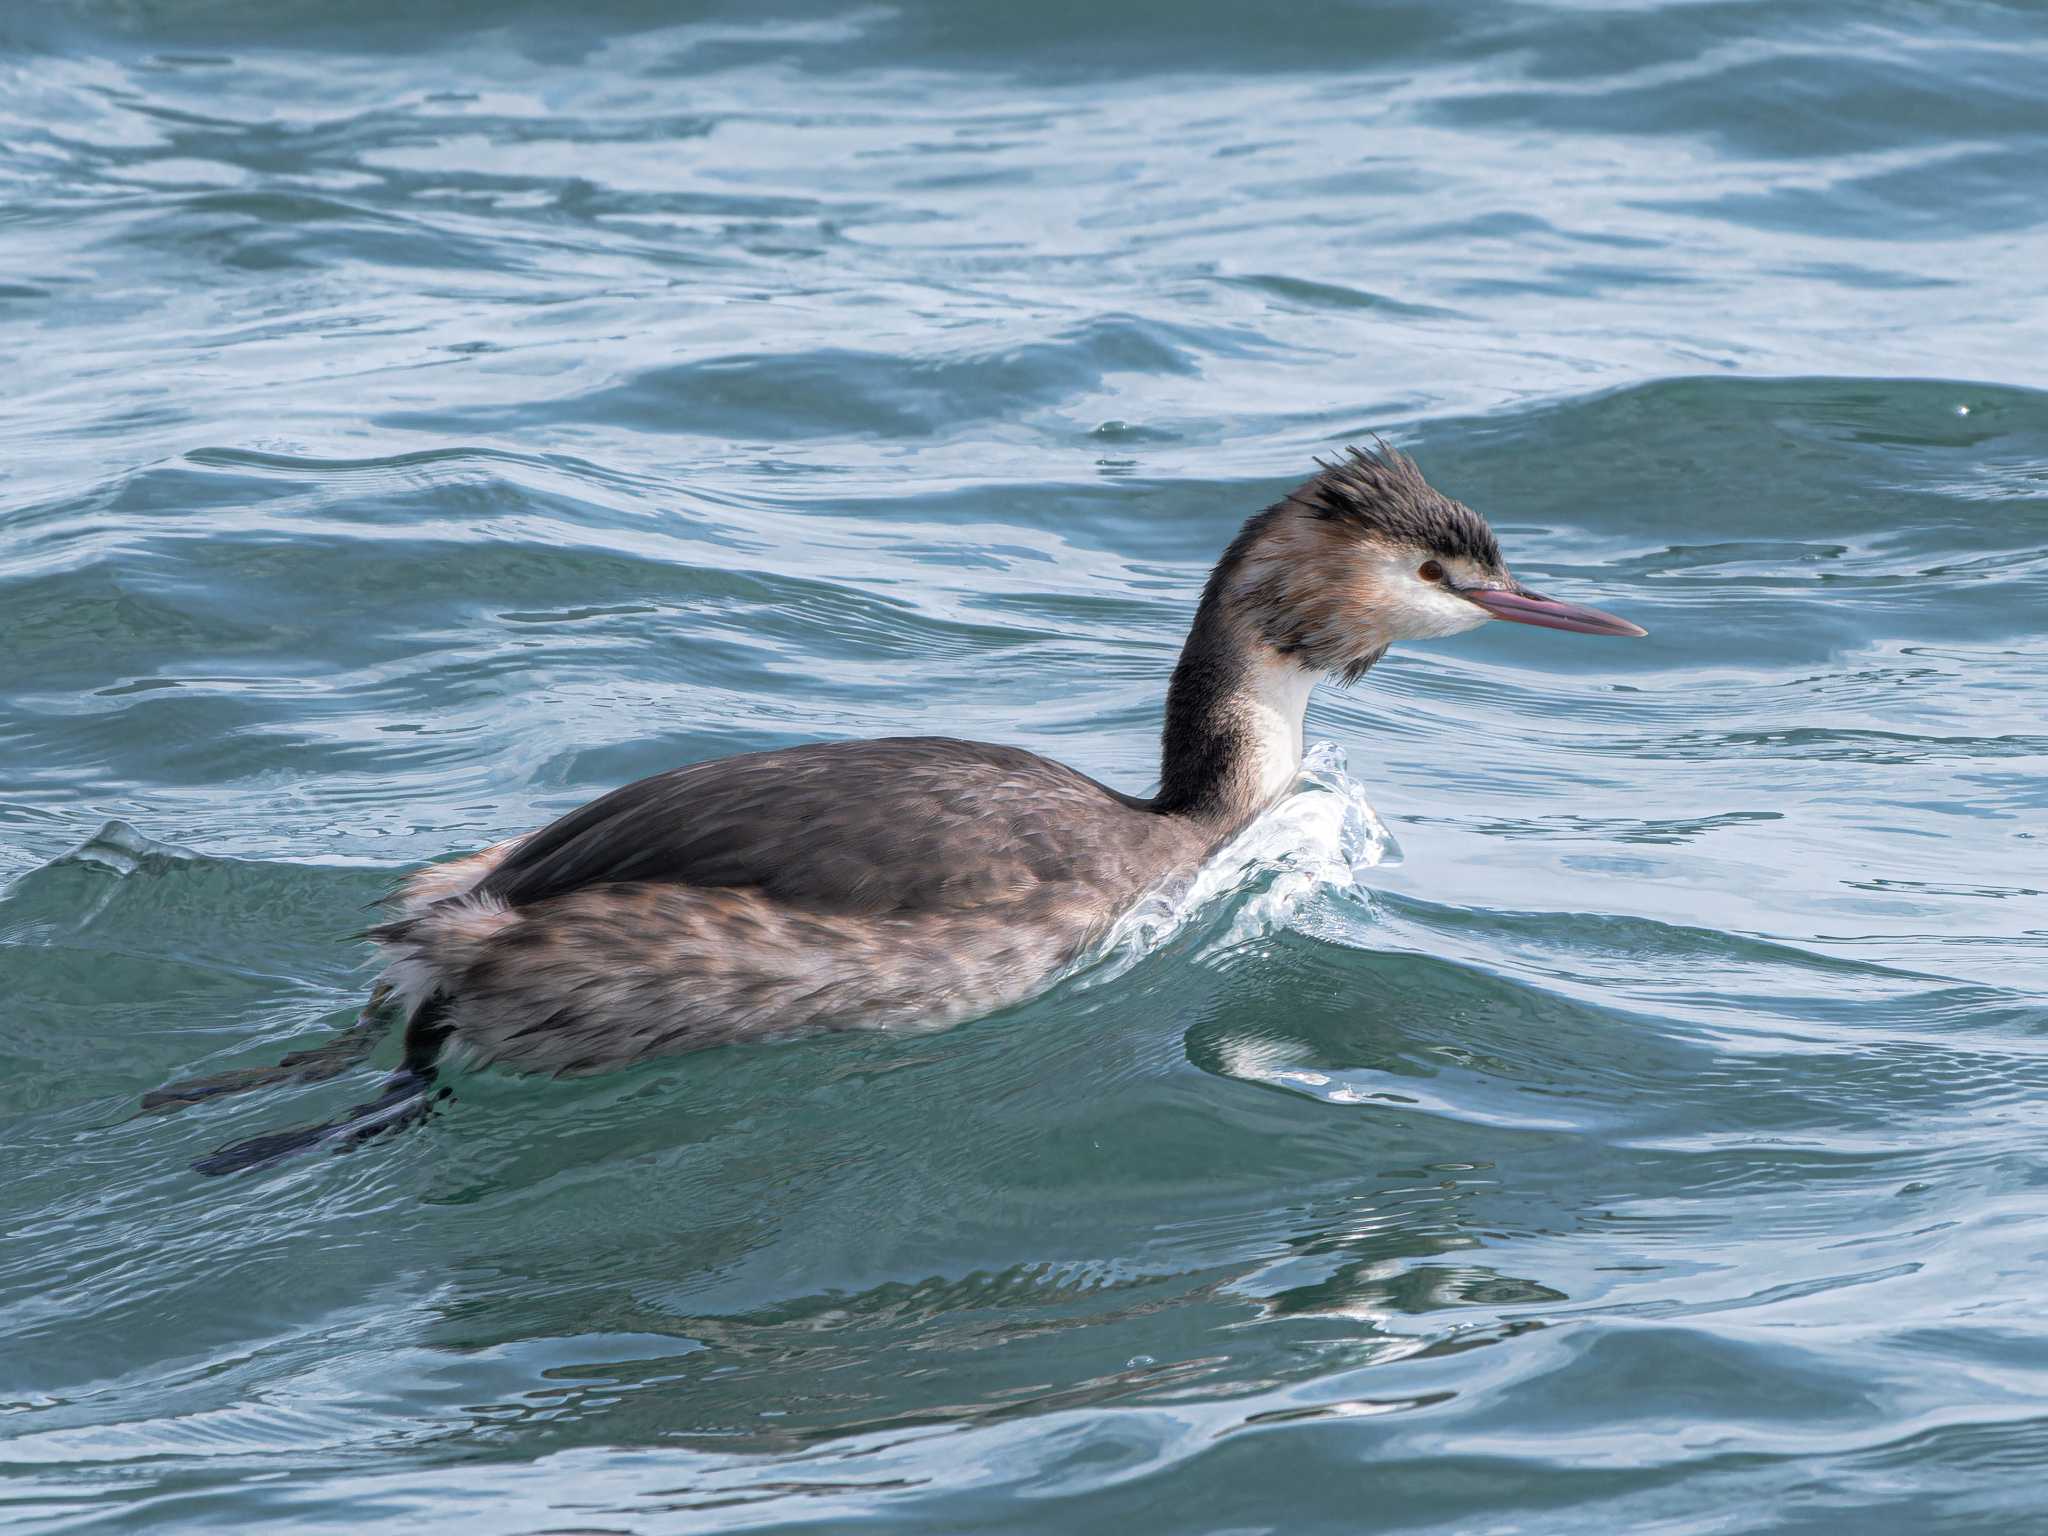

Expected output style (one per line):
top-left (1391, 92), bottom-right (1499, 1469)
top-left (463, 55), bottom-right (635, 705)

top-left (1221, 441), bottom-right (1645, 683)
top-left (1159, 441), bottom-right (1644, 821)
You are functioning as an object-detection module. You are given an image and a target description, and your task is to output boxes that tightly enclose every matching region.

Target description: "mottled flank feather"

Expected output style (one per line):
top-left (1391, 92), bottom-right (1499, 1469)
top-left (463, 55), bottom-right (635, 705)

top-left (369, 739), bottom-right (1215, 1071)
top-left (381, 881), bottom-right (1103, 1075)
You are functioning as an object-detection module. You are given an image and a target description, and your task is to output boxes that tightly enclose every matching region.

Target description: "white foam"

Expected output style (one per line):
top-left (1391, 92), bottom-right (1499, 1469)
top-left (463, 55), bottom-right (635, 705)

top-left (1075, 740), bottom-right (1401, 987)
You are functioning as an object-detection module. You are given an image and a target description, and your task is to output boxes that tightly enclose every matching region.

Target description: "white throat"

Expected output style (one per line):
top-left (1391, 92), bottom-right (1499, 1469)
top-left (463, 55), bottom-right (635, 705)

top-left (1236, 656), bottom-right (1317, 805)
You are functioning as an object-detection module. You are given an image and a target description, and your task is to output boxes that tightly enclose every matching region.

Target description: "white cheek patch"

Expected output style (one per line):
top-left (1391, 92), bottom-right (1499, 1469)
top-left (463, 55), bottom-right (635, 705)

top-left (1376, 559), bottom-right (1491, 640)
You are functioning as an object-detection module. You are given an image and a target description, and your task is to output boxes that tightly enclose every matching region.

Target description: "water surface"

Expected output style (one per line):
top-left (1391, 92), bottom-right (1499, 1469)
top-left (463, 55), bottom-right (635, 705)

top-left (4, 3), bottom-right (2047, 1531)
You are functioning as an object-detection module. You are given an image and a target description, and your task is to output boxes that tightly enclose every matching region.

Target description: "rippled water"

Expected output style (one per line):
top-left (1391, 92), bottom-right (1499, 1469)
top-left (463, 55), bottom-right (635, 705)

top-left (5, 3), bottom-right (2048, 1531)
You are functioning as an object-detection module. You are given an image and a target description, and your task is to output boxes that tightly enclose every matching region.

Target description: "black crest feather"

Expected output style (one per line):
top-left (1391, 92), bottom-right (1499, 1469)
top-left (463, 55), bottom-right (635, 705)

top-left (1296, 439), bottom-right (1501, 567)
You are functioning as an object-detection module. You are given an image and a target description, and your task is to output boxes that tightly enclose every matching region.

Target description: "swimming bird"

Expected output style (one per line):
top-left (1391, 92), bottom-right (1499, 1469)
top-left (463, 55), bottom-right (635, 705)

top-left (167, 444), bottom-right (1643, 1171)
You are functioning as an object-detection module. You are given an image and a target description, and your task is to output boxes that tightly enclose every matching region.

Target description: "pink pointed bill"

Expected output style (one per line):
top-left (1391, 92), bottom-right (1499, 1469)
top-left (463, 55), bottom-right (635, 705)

top-left (1462, 585), bottom-right (1647, 637)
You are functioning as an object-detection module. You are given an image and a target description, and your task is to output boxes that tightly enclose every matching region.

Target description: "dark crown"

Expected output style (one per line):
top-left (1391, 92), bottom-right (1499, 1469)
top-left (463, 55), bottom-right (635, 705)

top-left (1296, 441), bottom-right (1502, 567)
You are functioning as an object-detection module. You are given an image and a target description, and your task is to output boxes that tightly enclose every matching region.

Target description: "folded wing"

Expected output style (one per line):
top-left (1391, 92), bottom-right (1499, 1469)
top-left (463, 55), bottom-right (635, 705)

top-left (475, 736), bottom-right (1157, 917)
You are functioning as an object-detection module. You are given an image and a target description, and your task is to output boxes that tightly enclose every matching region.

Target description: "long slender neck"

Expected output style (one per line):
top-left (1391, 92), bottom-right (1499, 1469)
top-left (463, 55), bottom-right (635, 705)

top-left (1152, 584), bottom-right (1317, 827)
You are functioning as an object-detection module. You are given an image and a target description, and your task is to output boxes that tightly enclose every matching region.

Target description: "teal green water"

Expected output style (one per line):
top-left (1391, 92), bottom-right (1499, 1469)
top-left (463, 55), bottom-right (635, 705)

top-left (4, 3), bottom-right (2048, 1531)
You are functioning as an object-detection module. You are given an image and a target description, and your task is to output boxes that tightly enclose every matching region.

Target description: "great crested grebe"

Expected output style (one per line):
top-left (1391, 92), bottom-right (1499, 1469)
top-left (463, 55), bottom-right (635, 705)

top-left (164, 444), bottom-right (1643, 1172)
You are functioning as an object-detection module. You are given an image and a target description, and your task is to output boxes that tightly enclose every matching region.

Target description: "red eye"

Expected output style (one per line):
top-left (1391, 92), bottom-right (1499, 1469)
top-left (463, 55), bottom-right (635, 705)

top-left (1418, 560), bottom-right (1445, 583)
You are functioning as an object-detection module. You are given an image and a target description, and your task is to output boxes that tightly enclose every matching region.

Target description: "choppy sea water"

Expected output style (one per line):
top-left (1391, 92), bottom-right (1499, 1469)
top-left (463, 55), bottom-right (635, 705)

top-left (4, 3), bottom-right (2047, 1531)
